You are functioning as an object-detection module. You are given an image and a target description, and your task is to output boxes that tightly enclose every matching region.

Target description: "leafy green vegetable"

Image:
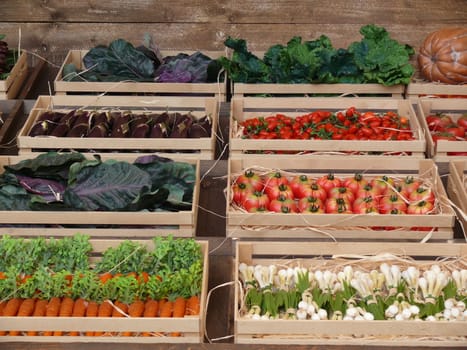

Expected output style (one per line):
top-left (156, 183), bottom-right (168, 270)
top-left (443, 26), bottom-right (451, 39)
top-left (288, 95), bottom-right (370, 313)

top-left (218, 24), bottom-right (414, 86)
top-left (95, 240), bottom-right (149, 274)
top-left (0, 152), bottom-right (195, 212)
top-left (348, 24), bottom-right (415, 86)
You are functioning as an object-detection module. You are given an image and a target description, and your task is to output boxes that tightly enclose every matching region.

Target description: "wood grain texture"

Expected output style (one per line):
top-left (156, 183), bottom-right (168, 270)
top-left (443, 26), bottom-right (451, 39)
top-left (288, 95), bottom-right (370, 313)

top-left (0, 0), bottom-right (466, 65)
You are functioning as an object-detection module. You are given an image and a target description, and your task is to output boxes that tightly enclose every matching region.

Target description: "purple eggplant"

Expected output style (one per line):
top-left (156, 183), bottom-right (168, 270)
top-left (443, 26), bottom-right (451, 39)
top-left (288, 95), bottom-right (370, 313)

top-left (49, 110), bottom-right (77, 137)
top-left (110, 111), bottom-right (131, 138)
top-left (130, 114), bottom-right (151, 138)
top-left (149, 122), bottom-right (168, 138)
top-left (87, 123), bottom-right (109, 138)
top-left (29, 120), bottom-right (51, 137)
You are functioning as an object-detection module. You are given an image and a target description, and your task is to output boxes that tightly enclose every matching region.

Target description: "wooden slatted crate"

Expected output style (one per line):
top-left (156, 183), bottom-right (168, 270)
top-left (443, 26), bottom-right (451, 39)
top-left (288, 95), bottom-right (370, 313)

top-left (234, 240), bottom-right (467, 346)
top-left (0, 237), bottom-right (209, 343)
top-left (406, 80), bottom-right (467, 102)
top-left (0, 153), bottom-right (200, 237)
top-left (417, 98), bottom-right (467, 162)
top-left (54, 50), bottom-right (227, 101)
top-left (0, 51), bottom-right (28, 100)
top-left (227, 157), bottom-right (455, 240)
top-left (232, 82), bottom-right (405, 98)
top-left (230, 97), bottom-right (426, 158)
top-left (17, 95), bottom-right (219, 160)
top-left (447, 160), bottom-right (467, 234)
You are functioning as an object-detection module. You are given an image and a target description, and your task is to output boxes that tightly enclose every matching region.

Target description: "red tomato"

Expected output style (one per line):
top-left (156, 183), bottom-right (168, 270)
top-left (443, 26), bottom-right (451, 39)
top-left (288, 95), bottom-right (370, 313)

top-left (328, 186), bottom-right (355, 204)
top-left (407, 200), bottom-right (434, 214)
top-left (243, 192), bottom-right (270, 213)
top-left (356, 183), bottom-right (381, 201)
top-left (432, 132), bottom-right (456, 142)
top-left (445, 126), bottom-right (465, 139)
top-left (325, 197), bottom-right (352, 214)
top-left (232, 182), bottom-right (254, 206)
top-left (297, 196), bottom-right (324, 213)
top-left (370, 175), bottom-right (395, 195)
top-left (409, 186), bottom-right (435, 204)
top-left (289, 174), bottom-right (312, 198)
top-left (263, 171), bottom-right (289, 189)
top-left (457, 115), bottom-right (467, 129)
top-left (398, 175), bottom-right (421, 194)
top-left (265, 183), bottom-right (294, 201)
top-left (235, 170), bottom-right (264, 191)
top-left (352, 196), bottom-right (379, 214)
top-left (268, 198), bottom-right (298, 213)
top-left (306, 182), bottom-right (328, 201)
top-left (343, 173), bottom-right (368, 194)
top-left (378, 194), bottom-right (408, 214)
top-left (426, 114), bottom-right (453, 131)
top-left (317, 174), bottom-right (342, 193)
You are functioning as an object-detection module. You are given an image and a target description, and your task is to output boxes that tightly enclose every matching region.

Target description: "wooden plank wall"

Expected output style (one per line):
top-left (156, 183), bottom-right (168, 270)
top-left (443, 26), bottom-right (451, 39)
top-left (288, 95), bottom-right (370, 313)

top-left (0, 0), bottom-right (466, 68)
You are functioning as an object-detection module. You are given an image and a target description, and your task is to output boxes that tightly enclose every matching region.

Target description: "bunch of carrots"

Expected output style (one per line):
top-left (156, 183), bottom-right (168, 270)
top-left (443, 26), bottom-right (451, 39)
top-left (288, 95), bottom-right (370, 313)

top-left (0, 234), bottom-right (204, 337)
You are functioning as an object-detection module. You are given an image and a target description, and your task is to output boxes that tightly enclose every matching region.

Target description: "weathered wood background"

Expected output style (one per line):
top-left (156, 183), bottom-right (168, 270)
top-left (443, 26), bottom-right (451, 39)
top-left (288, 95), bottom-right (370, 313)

top-left (1, 0), bottom-right (466, 67)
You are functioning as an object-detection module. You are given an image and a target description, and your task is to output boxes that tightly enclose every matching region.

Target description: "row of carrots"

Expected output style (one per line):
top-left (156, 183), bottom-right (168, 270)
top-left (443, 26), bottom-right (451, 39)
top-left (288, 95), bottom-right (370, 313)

top-left (0, 294), bottom-right (200, 337)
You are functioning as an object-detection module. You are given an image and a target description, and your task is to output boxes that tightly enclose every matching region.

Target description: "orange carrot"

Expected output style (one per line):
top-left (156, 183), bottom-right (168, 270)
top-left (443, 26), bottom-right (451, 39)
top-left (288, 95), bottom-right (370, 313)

top-left (159, 299), bottom-right (173, 317)
top-left (3, 297), bottom-right (22, 316)
top-left (84, 301), bottom-right (99, 336)
top-left (141, 299), bottom-right (159, 337)
top-left (157, 298), bottom-right (167, 317)
top-left (68, 298), bottom-right (87, 336)
top-left (121, 300), bottom-right (145, 336)
top-left (170, 297), bottom-right (186, 337)
top-left (0, 299), bottom-right (8, 336)
top-left (94, 300), bottom-right (113, 336)
top-left (9, 298), bottom-right (36, 336)
top-left (26, 299), bottom-right (48, 336)
top-left (111, 300), bottom-right (128, 317)
top-left (185, 295), bottom-right (200, 316)
top-left (53, 296), bottom-right (74, 336)
top-left (43, 297), bottom-right (62, 336)
top-left (99, 272), bottom-right (113, 284)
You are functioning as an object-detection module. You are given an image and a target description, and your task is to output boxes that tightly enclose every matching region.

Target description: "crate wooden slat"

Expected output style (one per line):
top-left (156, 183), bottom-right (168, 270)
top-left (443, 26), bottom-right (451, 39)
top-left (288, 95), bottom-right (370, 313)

top-left (234, 241), bottom-right (467, 346)
top-left (227, 157), bottom-right (455, 240)
top-left (54, 49), bottom-right (227, 101)
top-left (417, 98), bottom-right (467, 162)
top-left (0, 51), bottom-right (28, 100)
top-left (447, 160), bottom-right (467, 234)
top-left (0, 238), bottom-right (209, 343)
top-left (230, 97), bottom-right (426, 158)
top-left (233, 82), bottom-right (405, 98)
top-left (0, 153), bottom-right (199, 237)
top-left (406, 80), bottom-right (467, 102)
top-left (17, 95), bottom-right (219, 160)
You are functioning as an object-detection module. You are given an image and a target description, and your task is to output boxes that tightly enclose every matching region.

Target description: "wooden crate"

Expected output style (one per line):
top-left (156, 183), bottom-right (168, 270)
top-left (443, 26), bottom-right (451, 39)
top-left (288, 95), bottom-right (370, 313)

top-left (447, 160), bottom-right (467, 234)
top-left (227, 157), bottom-right (455, 240)
top-left (0, 153), bottom-right (200, 237)
top-left (0, 51), bottom-right (28, 100)
top-left (417, 98), bottom-right (467, 162)
top-left (230, 97), bottom-right (426, 158)
top-left (232, 82), bottom-right (405, 98)
top-left (0, 237), bottom-right (209, 343)
top-left (54, 50), bottom-right (227, 101)
top-left (17, 95), bottom-right (219, 160)
top-left (234, 240), bottom-right (467, 346)
top-left (406, 79), bottom-right (467, 102)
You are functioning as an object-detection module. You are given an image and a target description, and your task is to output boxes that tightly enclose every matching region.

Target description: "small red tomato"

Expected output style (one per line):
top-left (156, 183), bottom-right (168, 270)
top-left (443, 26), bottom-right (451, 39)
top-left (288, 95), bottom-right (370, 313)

top-left (289, 174), bottom-right (312, 198)
top-left (232, 182), bottom-right (254, 206)
top-left (445, 126), bottom-right (465, 139)
top-left (398, 175), bottom-right (421, 194)
top-left (356, 183), bottom-right (381, 201)
top-left (378, 194), bottom-right (408, 214)
top-left (457, 115), bottom-right (467, 129)
top-left (352, 196), bottom-right (379, 214)
top-left (265, 183), bottom-right (294, 201)
top-left (263, 171), bottom-right (289, 189)
top-left (371, 175), bottom-right (395, 195)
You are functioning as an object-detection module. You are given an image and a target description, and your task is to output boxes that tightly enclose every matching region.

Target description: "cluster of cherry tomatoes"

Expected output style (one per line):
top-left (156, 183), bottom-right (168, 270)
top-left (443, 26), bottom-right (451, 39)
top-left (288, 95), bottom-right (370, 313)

top-left (425, 113), bottom-right (467, 156)
top-left (239, 107), bottom-right (414, 141)
top-left (231, 169), bottom-right (437, 216)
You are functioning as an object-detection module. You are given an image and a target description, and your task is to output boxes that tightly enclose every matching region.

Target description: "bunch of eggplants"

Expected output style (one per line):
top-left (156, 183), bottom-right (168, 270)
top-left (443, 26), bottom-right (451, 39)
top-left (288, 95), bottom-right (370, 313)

top-left (28, 110), bottom-right (212, 139)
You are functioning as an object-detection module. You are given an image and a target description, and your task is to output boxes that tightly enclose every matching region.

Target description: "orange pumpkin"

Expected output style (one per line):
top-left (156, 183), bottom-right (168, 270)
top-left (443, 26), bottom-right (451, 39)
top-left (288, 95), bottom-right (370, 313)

top-left (418, 27), bottom-right (467, 84)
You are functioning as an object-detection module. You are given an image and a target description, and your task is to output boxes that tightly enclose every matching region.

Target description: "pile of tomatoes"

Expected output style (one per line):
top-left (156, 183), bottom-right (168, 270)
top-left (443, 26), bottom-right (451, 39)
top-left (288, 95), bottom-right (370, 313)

top-left (231, 169), bottom-right (437, 217)
top-left (239, 107), bottom-right (414, 141)
top-left (425, 113), bottom-right (467, 156)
